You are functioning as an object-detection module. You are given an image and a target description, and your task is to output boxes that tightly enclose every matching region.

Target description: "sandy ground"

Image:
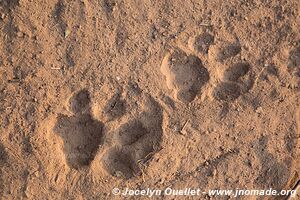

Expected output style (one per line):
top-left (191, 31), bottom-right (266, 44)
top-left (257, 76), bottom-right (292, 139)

top-left (0, 0), bottom-right (300, 199)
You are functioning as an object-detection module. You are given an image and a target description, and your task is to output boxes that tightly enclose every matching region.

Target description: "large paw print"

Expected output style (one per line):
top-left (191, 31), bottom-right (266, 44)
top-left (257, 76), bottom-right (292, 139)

top-left (101, 96), bottom-right (163, 179)
top-left (161, 48), bottom-right (209, 103)
top-left (53, 89), bottom-right (163, 179)
top-left (53, 90), bottom-right (104, 169)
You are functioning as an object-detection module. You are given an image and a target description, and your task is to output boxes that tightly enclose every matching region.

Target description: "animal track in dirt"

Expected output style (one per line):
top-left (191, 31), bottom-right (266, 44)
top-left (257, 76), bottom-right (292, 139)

top-left (217, 42), bottom-right (241, 62)
top-left (102, 96), bottom-right (163, 179)
top-left (53, 89), bottom-right (104, 169)
top-left (102, 147), bottom-right (138, 179)
top-left (254, 136), bottom-right (290, 190)
top-left (214, 62), bottom-right (253, 102)
top-left (288, 45), bottom-right (300, 69)
top-left (103, 0), bottom-right (117, 15)
top-left (213, 82), bottom-right (241, 102)
top-left (288, 46), bottom-right (300, 79)
top-left (190, 32), bottom-right (214, 54)
top-left (52, 0), bottom-right (87, 68)
top-left (0, 0), bottom-right (19, 11)
top-left (0, 143), bottom-right (7, 166)
top-left (115, 25), bottom-right (128, 52)
top-left (161, 48), bottom-right (209, 103)
top-left (52, 0), bottom-right (66, 36)
top-left (114, 120), bottom-right (149, 146)
top-left (223, 62), bottom-right (250, 82)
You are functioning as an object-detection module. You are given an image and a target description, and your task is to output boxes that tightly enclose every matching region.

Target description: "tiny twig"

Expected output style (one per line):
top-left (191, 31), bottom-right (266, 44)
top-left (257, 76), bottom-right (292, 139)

top-left (180, 119), bottom-right (190, 135)
top-left (199, 23), bottom-right (212, 27)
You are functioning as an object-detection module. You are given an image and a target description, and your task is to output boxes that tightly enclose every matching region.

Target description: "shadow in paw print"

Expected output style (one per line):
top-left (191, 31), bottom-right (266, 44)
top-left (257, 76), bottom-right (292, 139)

top-left (52, 0), bottom-right (66, 36)
top-left (0, 0), bottom-right (19, 11)
top-left (69, 89), bottom-right (90, 114)
top-left (217, 42), bottom-right (241, 62)
top-left (161, 48), bottom-right (209, 103)
top-left (288, 46), bottom-right (300, 79)
top-left (0, 143), bottom-right (8, 166)
top-left (192, 32), bottom-right (214, 54)
top-left (288, 46), bottom-right (300, 69)
top-left (54, 90), bottom-right (103, 169)
top-left (254, 136), bottom-right (290, 191)
top-left (114, 120), bottom-right (149, 146)
top-left (0, 142), bottom-right (8, 197)
top-left (223, 62), bottom-right (250, 82)
top-left (102, 147), bottom-right (140, 179)
top-left (214, 61), bottom-right (253, 102)
top-left (102, 96), bottom-right (163, 179)
top-left (213, 82), bottom-right (241, 102)
top-left (102, 0), bottom-right (117, 15)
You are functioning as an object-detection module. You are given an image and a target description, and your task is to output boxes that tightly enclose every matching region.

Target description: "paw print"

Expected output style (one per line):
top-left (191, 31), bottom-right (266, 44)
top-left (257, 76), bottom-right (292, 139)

top-left (160, 34), bottom-right (254, 103)
top-left (101, 96), bottom-right (163, 179)
top-left (53, 89), bottom-right (104, 169)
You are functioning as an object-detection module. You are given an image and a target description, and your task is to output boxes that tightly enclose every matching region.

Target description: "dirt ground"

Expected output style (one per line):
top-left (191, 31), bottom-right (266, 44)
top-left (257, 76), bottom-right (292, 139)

top-left (0, 0), bottom-right (299, 199)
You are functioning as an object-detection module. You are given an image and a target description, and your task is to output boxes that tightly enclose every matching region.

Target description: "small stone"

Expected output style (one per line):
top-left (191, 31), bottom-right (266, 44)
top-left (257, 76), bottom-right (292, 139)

top-left (212, 169), bottom-right (217, 176)
top-left (64, 28), bottom-right (71, 38)
top-left (208, 128), bottom-right (216, 133)
top-left (255, 107), bottom-right (263, 114)
top-left (17, 32), bottom-right (24, 37)
top-left (34, 171), bottom-right (40, 177)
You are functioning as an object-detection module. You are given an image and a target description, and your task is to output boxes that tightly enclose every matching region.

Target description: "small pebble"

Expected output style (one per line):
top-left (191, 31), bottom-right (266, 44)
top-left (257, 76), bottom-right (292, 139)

top-left (64, 28), bottom-right (71, 38)
top-left (17, 32), bottom-right (24, 37)
top-left (255, 107), bottom-right (263, 114)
